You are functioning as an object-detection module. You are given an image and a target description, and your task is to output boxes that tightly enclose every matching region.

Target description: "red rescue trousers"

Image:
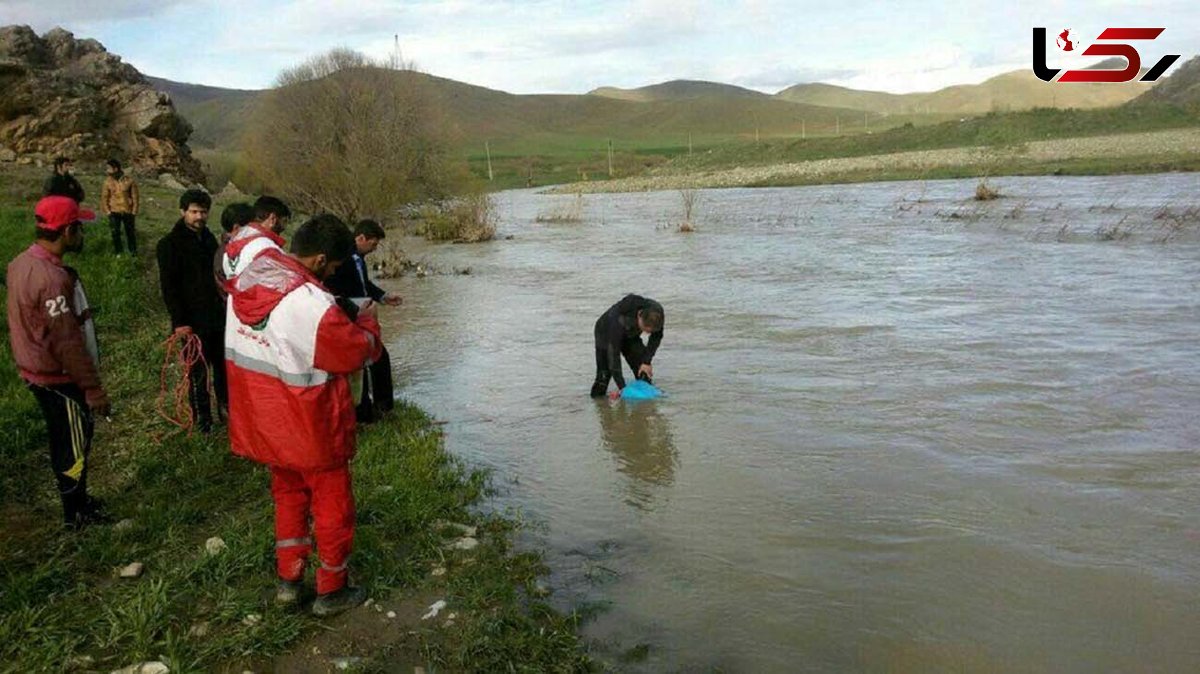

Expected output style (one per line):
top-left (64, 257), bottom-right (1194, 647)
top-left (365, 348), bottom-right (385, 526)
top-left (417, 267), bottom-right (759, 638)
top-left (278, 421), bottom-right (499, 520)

top-left (270, 464), bottom-right (355, 595)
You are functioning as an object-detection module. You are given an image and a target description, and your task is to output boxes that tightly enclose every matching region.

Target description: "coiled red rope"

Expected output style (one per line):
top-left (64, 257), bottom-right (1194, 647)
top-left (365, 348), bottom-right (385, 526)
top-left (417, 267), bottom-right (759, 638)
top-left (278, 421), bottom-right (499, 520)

top-left (157, 331), bottom-right (207, 432)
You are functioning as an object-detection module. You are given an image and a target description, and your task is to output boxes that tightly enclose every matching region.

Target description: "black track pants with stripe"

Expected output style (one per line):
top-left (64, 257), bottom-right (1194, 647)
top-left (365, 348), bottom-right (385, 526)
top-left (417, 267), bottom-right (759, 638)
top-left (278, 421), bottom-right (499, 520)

top-left (27, 382), bottom-right (94, 520)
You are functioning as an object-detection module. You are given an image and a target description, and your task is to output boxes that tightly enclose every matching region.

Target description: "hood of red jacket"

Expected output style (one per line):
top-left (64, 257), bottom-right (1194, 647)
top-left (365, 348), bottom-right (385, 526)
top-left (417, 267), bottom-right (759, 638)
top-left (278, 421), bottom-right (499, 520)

top-left (231, 248), bottom-right (317, 326)
top-left (225, 223), bottom-right (285, 260)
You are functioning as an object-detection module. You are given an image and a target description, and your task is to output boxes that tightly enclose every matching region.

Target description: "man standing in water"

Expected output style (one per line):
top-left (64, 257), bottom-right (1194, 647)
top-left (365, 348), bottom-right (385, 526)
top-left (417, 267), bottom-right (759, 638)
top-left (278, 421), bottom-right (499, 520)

top-left (591, 294), bottom-right (665, 400)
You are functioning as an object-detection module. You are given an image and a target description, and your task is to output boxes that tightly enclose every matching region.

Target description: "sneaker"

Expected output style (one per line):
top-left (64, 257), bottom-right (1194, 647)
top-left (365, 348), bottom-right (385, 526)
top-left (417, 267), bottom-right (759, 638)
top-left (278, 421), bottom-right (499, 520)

top-left (63, 508), bottom-right (113, 531)
top-left (311, 585), bottom-right (367, 617)
top-left (275, 579), bottom-right (304, 606)
top-left (81, 496), bottom-right (111, 520)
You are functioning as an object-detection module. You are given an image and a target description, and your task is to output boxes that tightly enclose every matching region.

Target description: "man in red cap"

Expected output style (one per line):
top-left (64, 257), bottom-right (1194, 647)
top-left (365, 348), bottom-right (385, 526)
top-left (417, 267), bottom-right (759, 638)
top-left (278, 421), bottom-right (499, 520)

top-left (6, 196), bottom-right (112, 529)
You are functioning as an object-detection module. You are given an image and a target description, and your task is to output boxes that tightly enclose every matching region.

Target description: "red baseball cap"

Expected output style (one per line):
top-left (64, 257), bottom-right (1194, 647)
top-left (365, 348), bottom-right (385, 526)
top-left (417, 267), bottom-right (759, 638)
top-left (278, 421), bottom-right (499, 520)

top-left (35, 196), bottom-right (96, 232)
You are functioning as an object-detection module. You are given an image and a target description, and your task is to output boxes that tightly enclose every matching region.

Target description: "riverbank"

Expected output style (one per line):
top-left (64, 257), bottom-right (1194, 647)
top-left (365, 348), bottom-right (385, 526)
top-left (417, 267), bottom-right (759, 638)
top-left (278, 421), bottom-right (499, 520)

top-left (0, 166), bottom-right (589, 672)
top-left (548, 128), bottom-right (1200, 194)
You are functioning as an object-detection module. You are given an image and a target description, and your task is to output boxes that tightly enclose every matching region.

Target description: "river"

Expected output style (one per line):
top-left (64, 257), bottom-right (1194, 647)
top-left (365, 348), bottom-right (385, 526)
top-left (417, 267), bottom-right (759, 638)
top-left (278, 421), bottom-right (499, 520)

top-left (380, 174), bottom-right (1200, 672)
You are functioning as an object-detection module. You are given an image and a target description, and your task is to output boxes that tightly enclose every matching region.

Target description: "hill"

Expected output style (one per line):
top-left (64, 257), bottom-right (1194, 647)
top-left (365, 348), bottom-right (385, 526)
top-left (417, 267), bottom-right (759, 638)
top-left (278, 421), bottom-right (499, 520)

top-left (588, 79), bottom-right (770, 102)
top-left (1133, 55), bottom-right (1200, 106)
top-left (154, 70), bottom-right (875, 154)
top-left (776, 68), bottom-right (1152, 114)
top-left (145, 76), bottom-right (259, 148)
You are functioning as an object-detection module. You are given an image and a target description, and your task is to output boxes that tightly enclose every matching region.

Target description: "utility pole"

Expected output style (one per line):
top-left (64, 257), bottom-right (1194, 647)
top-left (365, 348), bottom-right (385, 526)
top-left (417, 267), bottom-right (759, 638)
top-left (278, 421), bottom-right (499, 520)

top-left (864, 111), bottom-right (868, 130)
top-left (688, 132), bottom-right (693, 157)
top-left (607, 139), bottom-right (613, 177)
top-left (485, 141), bottom-right (493, 181)
top-left (836, 116), bottom-right (840, 136)
top-left (801, 119), bottom-right (806, 140)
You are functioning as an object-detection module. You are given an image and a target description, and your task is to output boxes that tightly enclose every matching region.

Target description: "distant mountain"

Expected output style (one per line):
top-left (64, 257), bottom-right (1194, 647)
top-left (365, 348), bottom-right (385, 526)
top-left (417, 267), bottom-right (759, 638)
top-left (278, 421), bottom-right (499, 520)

top-left (150, 63), bottom-right (1168, 156)
top-left (774, 83), bottom-right (906, 113)
top-left (1132, 55), bottom-right (1200, 106)
top-left (776, 68), bottom-right (1153, 114)
top-left (589, 79), bottom-right (770, 102)
top-left (153, 71), bottom-right (868, 152)
top-left (145, 76), bottom-right (259, 148)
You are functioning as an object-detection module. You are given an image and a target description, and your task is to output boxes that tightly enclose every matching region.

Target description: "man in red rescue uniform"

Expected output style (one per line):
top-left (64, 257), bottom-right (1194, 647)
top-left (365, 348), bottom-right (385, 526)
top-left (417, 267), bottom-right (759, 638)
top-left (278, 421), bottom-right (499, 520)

top-left (224, 214), bottom-right (382, 616)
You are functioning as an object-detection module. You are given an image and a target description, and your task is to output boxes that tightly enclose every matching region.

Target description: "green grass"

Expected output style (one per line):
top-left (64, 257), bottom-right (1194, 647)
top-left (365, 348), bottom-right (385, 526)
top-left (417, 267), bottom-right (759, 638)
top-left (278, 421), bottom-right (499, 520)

top-left (660, 103), bottom-right (1200, 173)
top-left (0, 166), bottom-right (589, 672)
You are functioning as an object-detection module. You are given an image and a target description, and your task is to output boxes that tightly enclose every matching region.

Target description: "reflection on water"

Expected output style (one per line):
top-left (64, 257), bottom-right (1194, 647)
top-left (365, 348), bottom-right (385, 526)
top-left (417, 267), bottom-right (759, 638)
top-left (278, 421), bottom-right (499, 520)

top-left (382, 174), bottom-right (1200, 672)
top-left (594, 400), bottom-right (678, 510)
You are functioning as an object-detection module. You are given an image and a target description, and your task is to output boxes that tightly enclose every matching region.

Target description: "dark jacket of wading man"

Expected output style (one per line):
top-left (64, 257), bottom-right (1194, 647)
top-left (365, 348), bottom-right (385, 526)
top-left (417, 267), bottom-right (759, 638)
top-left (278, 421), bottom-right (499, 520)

top-left (156, 219), bottom-right (227, 429)
top-left (6, 196), bottom-right (109, 527)
top-left (225, 247), bottom-right (382, 595)
top-left (592, 294), bottom-right (665, 395)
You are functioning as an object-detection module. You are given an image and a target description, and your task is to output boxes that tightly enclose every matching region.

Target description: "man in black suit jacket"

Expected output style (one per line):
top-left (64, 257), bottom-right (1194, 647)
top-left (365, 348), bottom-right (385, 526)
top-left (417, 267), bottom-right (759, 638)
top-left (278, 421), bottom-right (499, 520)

top-left (324, 219), bottom-right (402, 422)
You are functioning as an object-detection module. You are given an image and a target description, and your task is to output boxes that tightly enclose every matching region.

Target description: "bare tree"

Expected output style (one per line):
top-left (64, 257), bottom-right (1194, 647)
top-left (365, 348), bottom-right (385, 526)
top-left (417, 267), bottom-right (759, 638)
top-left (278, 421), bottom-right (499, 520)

top-left (244, 48), bottom-right (462, 223)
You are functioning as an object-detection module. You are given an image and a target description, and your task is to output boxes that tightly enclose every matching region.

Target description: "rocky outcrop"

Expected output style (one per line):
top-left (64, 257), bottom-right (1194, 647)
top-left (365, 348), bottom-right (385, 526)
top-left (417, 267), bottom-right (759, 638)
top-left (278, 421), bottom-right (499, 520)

top-left (0, 25), bottom-right (204, 182)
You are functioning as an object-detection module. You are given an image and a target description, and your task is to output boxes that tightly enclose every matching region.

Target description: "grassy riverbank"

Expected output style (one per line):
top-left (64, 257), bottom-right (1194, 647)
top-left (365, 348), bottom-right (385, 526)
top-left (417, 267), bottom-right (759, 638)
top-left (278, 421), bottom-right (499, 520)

top-left (553, 127), bottom-right (1200, 194)
top-left (0, 166), bottom-right (589, 672)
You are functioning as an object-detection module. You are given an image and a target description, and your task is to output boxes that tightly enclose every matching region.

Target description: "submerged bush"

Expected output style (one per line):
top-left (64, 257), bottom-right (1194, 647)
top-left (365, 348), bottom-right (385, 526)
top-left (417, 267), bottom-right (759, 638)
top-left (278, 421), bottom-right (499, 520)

top-left (417, 191), bottom-right (497, 243)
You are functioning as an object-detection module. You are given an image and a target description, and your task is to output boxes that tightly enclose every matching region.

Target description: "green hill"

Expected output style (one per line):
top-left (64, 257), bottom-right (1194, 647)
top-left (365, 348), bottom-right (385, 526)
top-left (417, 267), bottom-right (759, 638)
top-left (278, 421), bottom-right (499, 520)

top-left (152, 70), bottom-right (879, 155)
top-left (145, 76), bottom-right (258, 149)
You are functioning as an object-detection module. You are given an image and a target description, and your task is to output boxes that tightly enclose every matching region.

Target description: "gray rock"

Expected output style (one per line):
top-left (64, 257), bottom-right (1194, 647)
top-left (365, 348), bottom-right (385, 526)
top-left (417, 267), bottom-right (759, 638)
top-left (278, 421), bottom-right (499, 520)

top-left (118, 562), bottom-right (144, 579)
top-left (110, 662), bottom-right (169, 674)
top-left (445, 536), bottom-right (478, 551)
top-left (159, 173), bottom-right (187, 191)
top-left (204, 537), bottom-right (227, 556)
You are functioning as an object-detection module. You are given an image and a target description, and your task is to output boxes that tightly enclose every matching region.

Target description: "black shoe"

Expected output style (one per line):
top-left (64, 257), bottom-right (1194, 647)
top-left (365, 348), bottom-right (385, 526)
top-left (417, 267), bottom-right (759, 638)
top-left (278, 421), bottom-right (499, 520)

top-left (311, 585), bottom-right (366, 617)
top-left (276, 579), bottom-right (304, 606)
top-left (64, 504), bottom-right (113, 531)
top-left (590, 382), bottom-right (608, 398)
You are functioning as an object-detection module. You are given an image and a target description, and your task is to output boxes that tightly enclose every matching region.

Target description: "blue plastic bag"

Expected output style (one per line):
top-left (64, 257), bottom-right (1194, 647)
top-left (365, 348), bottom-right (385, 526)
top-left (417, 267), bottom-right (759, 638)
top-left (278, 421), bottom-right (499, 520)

top-left (621, 380), bottom-right (665, 400)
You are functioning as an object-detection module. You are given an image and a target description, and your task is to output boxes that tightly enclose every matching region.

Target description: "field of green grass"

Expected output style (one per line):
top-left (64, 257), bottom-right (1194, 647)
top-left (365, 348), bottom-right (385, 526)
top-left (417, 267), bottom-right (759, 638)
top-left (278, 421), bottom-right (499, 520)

top-left (661, 103), bottom-right (1200, 172)
top-left (0, 166), bottom-right (589, 672)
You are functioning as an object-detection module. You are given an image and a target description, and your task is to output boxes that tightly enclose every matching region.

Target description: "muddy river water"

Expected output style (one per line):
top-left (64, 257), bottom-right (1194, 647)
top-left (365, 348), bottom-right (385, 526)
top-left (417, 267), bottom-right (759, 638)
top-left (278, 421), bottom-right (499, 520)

top-left (381, 174), bottom-right (1200, 672)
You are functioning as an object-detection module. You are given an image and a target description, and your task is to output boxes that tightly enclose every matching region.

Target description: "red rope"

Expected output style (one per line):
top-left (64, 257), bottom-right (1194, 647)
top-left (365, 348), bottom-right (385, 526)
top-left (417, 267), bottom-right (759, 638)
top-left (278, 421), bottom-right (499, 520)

top-left (156, 331), bottom-right (207, 433)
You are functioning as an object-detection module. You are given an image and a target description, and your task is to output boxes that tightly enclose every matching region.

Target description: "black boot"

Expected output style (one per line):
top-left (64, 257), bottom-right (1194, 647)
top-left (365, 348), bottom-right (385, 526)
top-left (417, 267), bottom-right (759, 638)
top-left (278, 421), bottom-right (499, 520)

top-left (312, 585), bottom-right (366, 617)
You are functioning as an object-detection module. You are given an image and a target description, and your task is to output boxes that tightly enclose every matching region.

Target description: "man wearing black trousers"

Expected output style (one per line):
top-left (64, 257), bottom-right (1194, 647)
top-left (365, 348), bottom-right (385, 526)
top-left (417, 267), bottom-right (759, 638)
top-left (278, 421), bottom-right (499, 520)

top-left (6, 196), bottom-right (112, 529)
top-left (591, 294), bottom-right (665, 400)
top-left (156, 189), bottom-right (227, 432)
top-left (324, 219), bottom-right (402, 422)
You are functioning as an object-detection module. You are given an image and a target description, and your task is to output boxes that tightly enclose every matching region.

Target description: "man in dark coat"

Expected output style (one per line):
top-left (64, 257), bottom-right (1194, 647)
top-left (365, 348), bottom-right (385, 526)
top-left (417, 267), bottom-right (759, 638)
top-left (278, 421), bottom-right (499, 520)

top-left (156, 189), bottom-right (227, 431)
top-left (591, 294), bottom-right (665, 399)
top-left (324, 219), bottom-right (402, 422)
top-left (43, 156), bottom-right (86, 204)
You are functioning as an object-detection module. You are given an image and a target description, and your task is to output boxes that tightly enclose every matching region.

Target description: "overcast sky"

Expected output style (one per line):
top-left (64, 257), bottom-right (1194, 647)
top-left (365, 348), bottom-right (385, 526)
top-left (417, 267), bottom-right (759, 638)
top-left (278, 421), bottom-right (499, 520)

top-left (4, 0), bottom-right (1197, 93)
